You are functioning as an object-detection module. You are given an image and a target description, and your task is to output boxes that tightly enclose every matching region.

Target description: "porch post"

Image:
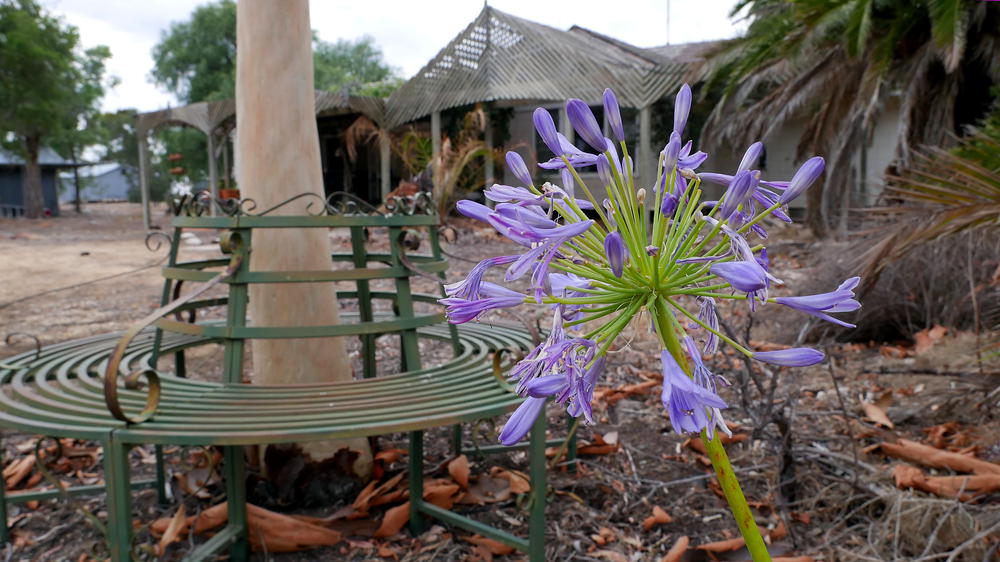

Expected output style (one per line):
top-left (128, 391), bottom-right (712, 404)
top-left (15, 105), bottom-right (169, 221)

top-left (558, 106), bottom-right (573, 144)
top-left (484, 112), bottom-right (494, 187)
top-left (206, 130), bottom-right (219, 214)
top-left (431, 111), bottom-right (442, 170)
top-left (380, 132), bottom-right (391, 199)
top-left (639, 105), bottom-right (653, 186)
top-left (137, 133), bottom-right (151, 230)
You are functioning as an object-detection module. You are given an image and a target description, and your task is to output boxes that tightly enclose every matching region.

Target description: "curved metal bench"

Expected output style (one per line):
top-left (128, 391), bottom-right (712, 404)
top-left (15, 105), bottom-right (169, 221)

top-left (0, 193), bottom-right (554, 561)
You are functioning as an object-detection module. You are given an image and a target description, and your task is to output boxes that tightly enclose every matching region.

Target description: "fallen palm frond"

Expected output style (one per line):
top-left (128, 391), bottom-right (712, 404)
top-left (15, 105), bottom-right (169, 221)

top-left (856, 133), bottom-right (1000, 292)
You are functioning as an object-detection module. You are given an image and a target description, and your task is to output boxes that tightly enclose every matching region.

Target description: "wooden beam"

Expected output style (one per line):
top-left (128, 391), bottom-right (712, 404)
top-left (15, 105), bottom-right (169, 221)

top-left (137, 133), bottom-right (151, 230)
top-left (431, 111), bottom-right (442, 168)
top-left (639, 105), bottom-right (653, 184)
top-left (484, 111), bottom-right (494, 193)
top-left (206, 130), bottom-right (218, 214)
top-left (380, 133), bottom-right (391, 199)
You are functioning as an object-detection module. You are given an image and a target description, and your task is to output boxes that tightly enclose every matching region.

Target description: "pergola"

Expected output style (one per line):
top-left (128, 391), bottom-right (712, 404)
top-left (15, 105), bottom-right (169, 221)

top-left (134, 91), bottom-right (385, 228)
top-left (135, 5), bottom-right (708, 228)
top-left (386, 5), bottom-right (690, 187)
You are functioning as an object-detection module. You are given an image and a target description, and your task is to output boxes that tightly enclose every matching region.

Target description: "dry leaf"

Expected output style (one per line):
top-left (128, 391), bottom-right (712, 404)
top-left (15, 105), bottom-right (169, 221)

top-left (914, 325), bottom-right (947, 354)
top-left (892, 464), bottom-right (1000, 500)
top-left (772, 557), bottom-right (816, 562)
top-left (696, 536), bottom-right (746, 552)
top-left (661, 535), bottom-right (689, 562)
top-left (769, 519), bottom-right (788, 540)
top-left (374, 448), bottom-right (407, 464)
top-left (862, 401), bottom-right (894, 429)
top-left (448, 455), bottom-right (470, 489)
top-left (4, 455), bottom-right (35, 489)
top-left (642, 505), bottom-right (673, 531)
top-left (871, 439), bottom-right (1000, 475)
top-left (462, 534), bottom-right (515, 555)
top-left (156, 505), bottom-right (187, 556)
top-left (423, 483), bottom-right (461, 510)
top-left (373, 501), bottom-right (410, 538)
top-left (459, 475), bottom-right (511, 505)
top-left (489, 467), bottom-right (530, 494)
top-left (376, 544), bottom-right (399, 559)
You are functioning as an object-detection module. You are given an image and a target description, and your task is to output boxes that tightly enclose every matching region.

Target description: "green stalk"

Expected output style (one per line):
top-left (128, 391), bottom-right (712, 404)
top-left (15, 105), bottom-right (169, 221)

top-left (650, 298), bottom-right (770, 562)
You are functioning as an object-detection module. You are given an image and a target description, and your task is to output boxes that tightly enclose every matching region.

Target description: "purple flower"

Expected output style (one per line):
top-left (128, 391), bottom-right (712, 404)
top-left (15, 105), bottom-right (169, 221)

top-left (775, 277), bottom-right (861, 328)
top-left (753, 348), bottom-right (825, 367)
top-left (738, 142), bottom-right (764, 172)
top-left (697, 297), bottom-right (719, 353)
top-left (444, 255), bottom-right (518, 300)
top-left (533, 108), bottom-right (562, 157)
top-left (603, 88), bottom-right (625, 142)
top-left (596, 154), bottom-right (614, 187)
top-left (494, 203), bottom-right (557, 229)
top-left (440, 282), bottom-right (525, 324)
top-left (484, 184), bottom-right (543, 207)
top-left (710, 260), bottom-right (768, 293)
top-left (661, 192), bottom-right (679, 216)
top-left (661, 349), bottom-right (727, 435)
top-left (778, 157), bottom-right (824, 204)
top-left (566, 98), bottom-right (606, 152)
top-left (674, 83), bottom-right (692, 135)
top-left (499, 397), bottom-right (546, 445)
top-left (698, 172), bottom-right (734, 186)
top-left (559, 168), bottom-right (575, 198)
top-left (505, 151), bottom-right (532, 186)
top-left (662, 132), bottom-right (682, 173)
top-left (538, 134), bottom-right (600, 170)
top-left (549, 272), bottom-right (591, 321)
top-left (604, 231), bottom-right (627, 277)
top-left (567, 356), bottom-right (605, 422)
top-left (718, 170), bottom-right (756, 221)
top-left (456, 200), bottom-right (495, 223)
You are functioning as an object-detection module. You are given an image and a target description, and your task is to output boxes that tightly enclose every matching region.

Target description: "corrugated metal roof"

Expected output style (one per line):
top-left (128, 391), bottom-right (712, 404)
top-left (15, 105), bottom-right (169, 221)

top-left (384, 6), bottom-right (688, 127)
top-left (0, 147), bottom-right (79, 167)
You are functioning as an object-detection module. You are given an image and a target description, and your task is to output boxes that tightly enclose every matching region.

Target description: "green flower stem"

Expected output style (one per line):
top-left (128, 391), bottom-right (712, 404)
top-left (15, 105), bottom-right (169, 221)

top-left (650, 298), bottom-right (771, 562)
top-left (737, 202), bottom-right (784, 235)
top-left (701, 431), bottom-right (771, 562)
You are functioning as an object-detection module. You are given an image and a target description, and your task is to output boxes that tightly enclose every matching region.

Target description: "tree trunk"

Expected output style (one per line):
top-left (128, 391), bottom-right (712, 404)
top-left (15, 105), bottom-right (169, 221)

top-left (71, 145), bottom-right (82, 213)
top-left (804, 176), bottom-right (827, 238)
top-left (22, 135), bottom-right (45, 219)
top-left (235, 0), bottom-right (372, 481)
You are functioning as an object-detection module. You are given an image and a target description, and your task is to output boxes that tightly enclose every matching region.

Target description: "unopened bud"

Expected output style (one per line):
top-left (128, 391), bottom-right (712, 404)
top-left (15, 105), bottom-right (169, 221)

top-left (636, 188), bottom-right (646, 204)
top-left (646, 245), bottom-right (660, 256)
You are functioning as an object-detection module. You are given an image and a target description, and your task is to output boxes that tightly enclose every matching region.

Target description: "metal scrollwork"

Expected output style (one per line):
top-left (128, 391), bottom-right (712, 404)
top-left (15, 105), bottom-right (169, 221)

top-left (170, 190), bottom-right (436, 219)
top-left (491, 347), bottom-right (523, 392)
top-left (103, 234), bottom-right (246, 424)
top-left (144, 231), bottom-right (173, 252)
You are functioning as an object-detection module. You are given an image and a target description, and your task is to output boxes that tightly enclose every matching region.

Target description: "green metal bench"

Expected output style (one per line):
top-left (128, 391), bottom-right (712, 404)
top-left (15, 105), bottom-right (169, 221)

top-left (0, 193), bottom-right (557, 561)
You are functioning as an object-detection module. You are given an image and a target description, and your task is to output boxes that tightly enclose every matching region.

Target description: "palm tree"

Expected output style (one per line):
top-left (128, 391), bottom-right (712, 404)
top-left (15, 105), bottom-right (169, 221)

top-left (699, 0), bottom-right (1000, 237)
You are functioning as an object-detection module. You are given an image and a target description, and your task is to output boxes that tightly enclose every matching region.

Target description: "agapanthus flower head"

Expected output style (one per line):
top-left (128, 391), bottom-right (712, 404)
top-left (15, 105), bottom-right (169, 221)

top-left (439, 82), bottom-right (858, 446)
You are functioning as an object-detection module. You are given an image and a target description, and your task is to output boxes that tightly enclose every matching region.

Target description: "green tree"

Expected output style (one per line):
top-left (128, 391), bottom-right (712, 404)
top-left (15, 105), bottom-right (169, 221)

top-left (0, 0), bottom-right (111, 218)
top-left (93, 109), bottom-right (174, 202)
top-left (702, 0), bottom-right (1000, 237)
top-left (149, 0), bottom-right (236, 103)
top-left (313, 35), bottom-right (400, 93)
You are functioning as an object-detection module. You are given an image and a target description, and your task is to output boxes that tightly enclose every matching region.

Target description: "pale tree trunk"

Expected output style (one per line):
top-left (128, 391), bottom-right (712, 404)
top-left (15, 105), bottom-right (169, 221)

top-left (22, 135), bottom-right (45, 219)
top-left (235, 0), bottom-right (372, 478)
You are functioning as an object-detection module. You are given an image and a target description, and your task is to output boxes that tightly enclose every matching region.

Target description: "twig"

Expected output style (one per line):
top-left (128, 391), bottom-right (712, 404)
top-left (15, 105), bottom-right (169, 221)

top-left (918, 480), bottom-right (970, 559)
top-left (826, 354), bottom-right (860, 491)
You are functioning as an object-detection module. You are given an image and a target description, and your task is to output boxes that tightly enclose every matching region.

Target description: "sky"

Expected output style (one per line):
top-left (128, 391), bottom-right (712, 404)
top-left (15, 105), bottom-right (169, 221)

top-left (41, 0), bottom-right (747, 113)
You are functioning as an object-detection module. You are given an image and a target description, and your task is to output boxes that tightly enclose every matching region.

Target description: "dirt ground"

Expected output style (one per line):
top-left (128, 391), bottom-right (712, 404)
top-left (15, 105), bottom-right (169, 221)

top-left (0, 203), bottom-right (998, 561)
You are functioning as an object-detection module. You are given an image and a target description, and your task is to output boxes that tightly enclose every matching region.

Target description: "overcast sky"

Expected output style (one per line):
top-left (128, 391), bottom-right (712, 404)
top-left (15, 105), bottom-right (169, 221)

top-left (41, 0), bottom-right (747, 113)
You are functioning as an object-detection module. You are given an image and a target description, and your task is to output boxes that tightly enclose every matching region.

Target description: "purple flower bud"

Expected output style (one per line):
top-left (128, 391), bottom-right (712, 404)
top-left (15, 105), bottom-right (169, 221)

top-left (456, 200), bottom-right (494, 223)
top-left (753, 348), bottom-right (825, 367)
top-left (604, 231), bottom-right (627, 277)
top-left (645, 245), bottom-right (659, 256)
top-left (603, 88), bottom-right (625, 142)
top-left (718, 170), bottom-right (754, 220)
top-left (525, 375), bottom-right (568, 398)
top-left (662, 132), bottom-right (682, 172)
top-left (779, 156), bottom-right (825, 204)
top-left (533, 108), bottom-right (563, 157)
top-left (566, 98), bottom-right (606, 153)
top-left (710, 260), bottom-right (768, 293)
top-left (559, 168), bottom-right (575, 198)
top-left (698, 172), bottom-right (734, 186)
top-left (661, 349), bottom-right (726, 435)
top-left (661, 192), bottom-right (679, 216)
top-left (499, 396), bottom-right (546, 445)
top-left (738, 142), bottom-right (764, 172)
top-left (596, 154), bottom-right (614, 186)
top-left (674, 83), bottom-right (692, 135)
top-left (505, 151), bottom-right (532, 186)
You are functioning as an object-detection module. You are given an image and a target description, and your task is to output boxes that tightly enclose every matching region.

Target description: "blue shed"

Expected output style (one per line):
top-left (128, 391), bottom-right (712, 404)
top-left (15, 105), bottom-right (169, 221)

top-left (0, 147), bottom-right (78, 217)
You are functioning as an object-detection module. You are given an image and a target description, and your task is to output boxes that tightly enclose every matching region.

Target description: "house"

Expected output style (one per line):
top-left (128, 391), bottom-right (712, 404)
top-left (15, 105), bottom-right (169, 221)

top-left (60, 163), bottom-right (135, 203)
top-left (0, 147), bottom-right (79, 217)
